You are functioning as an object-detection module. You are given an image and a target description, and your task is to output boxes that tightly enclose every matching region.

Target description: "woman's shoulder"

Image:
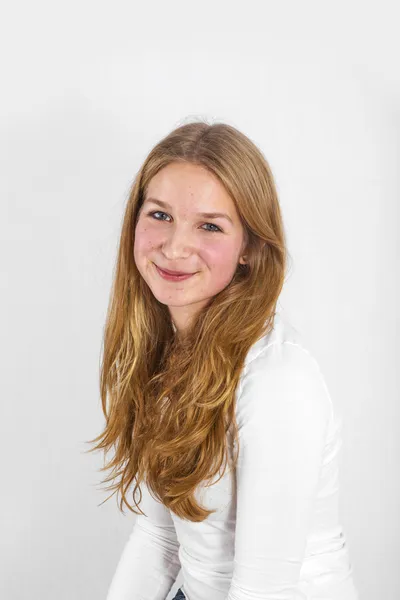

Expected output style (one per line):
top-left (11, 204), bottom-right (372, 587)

top-left (243, 311), bottom-right (312, 369)
top-left (237, 312), bottom-right (335, 429)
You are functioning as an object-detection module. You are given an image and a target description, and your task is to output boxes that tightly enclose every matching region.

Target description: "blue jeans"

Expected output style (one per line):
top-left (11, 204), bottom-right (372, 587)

top-left (171, 588), bottom-right (186, 599)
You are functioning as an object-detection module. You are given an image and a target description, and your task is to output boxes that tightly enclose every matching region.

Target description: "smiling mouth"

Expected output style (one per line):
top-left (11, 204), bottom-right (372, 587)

top-left (154, 263), bottom-right (197, 281)
top-left (157, 266), bottom-right (194, 275)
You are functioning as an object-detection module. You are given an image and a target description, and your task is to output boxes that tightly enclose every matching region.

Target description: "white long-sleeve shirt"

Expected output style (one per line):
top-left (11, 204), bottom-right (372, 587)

top-left (106, 313), bottom-right (359, 600)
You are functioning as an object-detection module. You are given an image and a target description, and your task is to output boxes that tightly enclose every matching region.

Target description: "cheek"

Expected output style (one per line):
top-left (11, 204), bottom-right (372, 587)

top-left (134, 223), bottom-right (157, 256)
top-left (202, 240), bottom-right (239, 278)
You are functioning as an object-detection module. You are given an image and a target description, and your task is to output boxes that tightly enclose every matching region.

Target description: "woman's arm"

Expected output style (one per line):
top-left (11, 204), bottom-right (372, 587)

top-left (106, 483), bottom-right (181, 600)
top-left (227, 341), bottom-right (332, 600)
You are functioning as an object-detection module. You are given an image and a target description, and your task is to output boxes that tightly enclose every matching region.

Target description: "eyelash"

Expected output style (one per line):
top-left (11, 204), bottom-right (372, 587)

top-left (147, 210), bottom-right (223, 233)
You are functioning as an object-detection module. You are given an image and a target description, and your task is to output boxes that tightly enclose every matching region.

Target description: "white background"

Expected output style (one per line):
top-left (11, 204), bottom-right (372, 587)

top-left (1, 1), bottom-right (399, 599)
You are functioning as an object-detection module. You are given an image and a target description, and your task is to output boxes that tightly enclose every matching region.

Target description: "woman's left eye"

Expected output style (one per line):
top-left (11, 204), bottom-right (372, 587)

top-left (147, 211), bottom-right (222, 233)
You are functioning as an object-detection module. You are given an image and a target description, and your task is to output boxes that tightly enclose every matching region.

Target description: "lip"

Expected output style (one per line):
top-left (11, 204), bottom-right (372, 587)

top-left (154, 263), bottom-right (196, 281)
top-left (157, 265), bottom-right (194, 275)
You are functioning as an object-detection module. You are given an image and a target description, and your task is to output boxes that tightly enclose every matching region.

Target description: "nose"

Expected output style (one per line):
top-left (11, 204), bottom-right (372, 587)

top-left (161, 225), bottom-right (194, 259)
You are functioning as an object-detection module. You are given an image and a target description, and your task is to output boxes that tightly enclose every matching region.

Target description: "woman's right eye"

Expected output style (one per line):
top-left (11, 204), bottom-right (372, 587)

top-left (148, 210), bottom-right (168, 220)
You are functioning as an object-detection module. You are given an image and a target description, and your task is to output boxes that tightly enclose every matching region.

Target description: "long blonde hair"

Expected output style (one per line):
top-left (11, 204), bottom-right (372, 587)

top-left (86, 120), bottom-right (288, 522)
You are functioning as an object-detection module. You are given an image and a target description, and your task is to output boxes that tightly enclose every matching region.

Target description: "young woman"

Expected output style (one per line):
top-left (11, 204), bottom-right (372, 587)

top-left (88, 121), bottom-right (359, 599)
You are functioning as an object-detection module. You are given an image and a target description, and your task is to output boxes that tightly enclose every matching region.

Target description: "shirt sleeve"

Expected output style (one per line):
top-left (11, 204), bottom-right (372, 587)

top-left (106, 481), bottom-right (181, 600)
top-left (227, 341), bottom-right (333, 600)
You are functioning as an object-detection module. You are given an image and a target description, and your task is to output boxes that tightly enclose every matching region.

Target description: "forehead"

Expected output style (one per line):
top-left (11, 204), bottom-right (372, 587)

top-left (145, 162), bottom-right (235, 210)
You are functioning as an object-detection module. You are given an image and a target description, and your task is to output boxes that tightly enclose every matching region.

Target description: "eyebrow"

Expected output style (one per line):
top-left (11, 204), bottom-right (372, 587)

top-left (144, 197), bottom-right (233, 225)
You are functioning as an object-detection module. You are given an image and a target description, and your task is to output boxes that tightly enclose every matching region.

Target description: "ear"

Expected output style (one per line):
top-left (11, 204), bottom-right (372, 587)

top-left (239, 236), bottom-right (248, 265)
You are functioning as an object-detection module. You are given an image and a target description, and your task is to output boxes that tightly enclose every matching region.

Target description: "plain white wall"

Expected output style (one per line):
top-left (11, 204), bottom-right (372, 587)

top-left (1, 1), bottom-right (399, 599)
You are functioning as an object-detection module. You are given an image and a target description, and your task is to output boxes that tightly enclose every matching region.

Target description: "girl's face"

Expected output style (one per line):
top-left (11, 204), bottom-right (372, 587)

top-left (134, 162), bottom-right (247, 334)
